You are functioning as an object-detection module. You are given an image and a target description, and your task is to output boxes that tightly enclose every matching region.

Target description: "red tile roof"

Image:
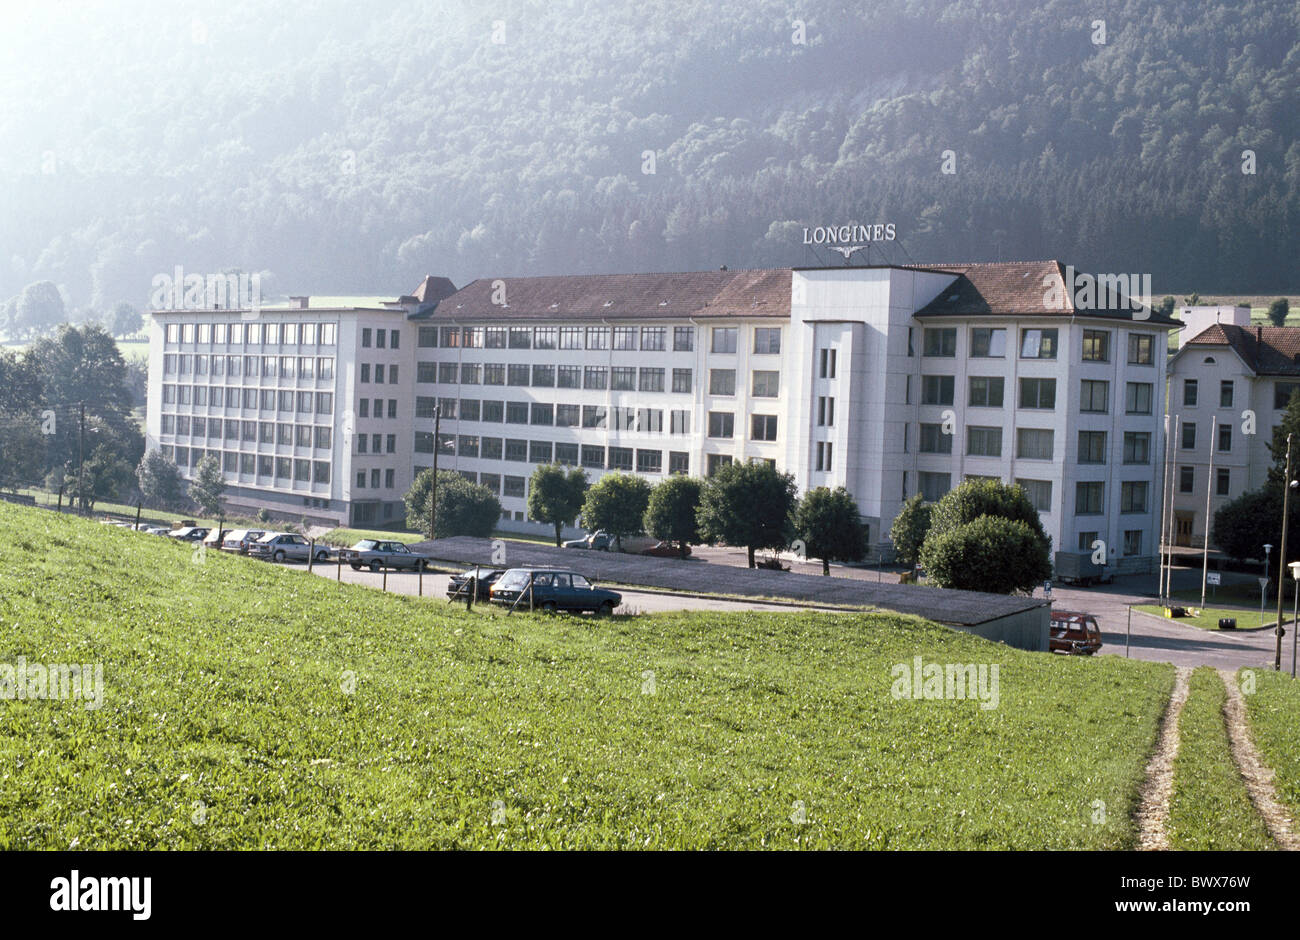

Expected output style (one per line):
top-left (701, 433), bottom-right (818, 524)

top-left (1182, 324), bottom-right (1300, 375)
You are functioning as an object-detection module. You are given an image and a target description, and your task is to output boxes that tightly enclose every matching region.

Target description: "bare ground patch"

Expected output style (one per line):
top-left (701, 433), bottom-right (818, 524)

top-left (1134, 666), bottom-right (1192, 850)
top-left (1219, 668), bottom-right (1300, 850)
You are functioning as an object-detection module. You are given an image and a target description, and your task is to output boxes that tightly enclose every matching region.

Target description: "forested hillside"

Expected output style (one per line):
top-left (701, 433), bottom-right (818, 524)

top-left (1, 0), bottom-right (1296, 318)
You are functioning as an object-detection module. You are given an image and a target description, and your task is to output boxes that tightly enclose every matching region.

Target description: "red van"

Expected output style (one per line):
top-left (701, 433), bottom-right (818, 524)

top-left (1050, 610), bottom-right (1102, 655)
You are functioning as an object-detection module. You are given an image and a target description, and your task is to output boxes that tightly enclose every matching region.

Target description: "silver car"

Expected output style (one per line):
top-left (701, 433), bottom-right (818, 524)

top-left (249, 532), bottom-right (330, 564)
top-left (221, 529), bottom-right (267, 554)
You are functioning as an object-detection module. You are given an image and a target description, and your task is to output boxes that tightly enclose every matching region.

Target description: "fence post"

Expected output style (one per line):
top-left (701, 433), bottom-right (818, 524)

top-left (307, 538), bottom-right (315, 573)
top-left (382, 563), bottom-right (388, 592)
top-left (337, 550), bottom-right (342, 583)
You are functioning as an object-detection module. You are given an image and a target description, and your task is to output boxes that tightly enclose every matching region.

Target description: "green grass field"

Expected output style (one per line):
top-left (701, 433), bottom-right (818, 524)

top-left (1241, 667), bottom-right (1300, 827)
top-left (1133, 603), bottom-right (1287, 631)
top-left (1167, 668), bottom-right (1273, 850)
top-left (0, 500), bottom-right (1181, 849)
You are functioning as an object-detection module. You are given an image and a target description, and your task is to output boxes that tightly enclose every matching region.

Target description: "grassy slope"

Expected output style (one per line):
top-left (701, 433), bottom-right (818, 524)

top-left (1167, 668), bottom-right (1273, 850)
top-left (0, 502), bottom-right (1175, 849)
top-left (1133, 604), bottom-right (1286, 631)
top-left (1241, 667), bottom-right (1300, 828)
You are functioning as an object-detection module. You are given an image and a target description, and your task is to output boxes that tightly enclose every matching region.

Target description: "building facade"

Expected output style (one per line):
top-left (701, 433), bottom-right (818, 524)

top-left (147, 261), bottom-right (1176, 572)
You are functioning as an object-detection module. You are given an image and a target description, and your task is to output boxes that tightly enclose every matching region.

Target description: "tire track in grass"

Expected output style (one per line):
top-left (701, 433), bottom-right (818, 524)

top-left (1135, 666), bottom-right (1192, 850)
top-left (1219, 668), bottom-right (1300, 850)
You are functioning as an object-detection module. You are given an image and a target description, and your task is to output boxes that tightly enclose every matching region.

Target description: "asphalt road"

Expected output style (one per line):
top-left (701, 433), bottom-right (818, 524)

top-left (285, 551), bottom-right (1296, 672)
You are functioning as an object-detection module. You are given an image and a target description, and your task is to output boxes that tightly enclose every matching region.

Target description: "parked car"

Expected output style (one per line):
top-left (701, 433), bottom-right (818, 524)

top-left (166, 527), bottom-right (210, 542)
top-left (144, 526), bottom-right (170, 536)
top-left (1050, 610), bottom-right (1103, 655)
top-left (249, 532), bottom-right (330, 563)
top-left (563, 529), bottom-right (613, 550)
top-left (445, 567), bottom-right (506, 601)
top-left (220, 529), bottom-right (267, 554)
top-left (641, 540), bottom-right (690, 558)
top-left (489, 568), bottom-right (622, 615)
top-left (339, 539), bottom-right (433, 572)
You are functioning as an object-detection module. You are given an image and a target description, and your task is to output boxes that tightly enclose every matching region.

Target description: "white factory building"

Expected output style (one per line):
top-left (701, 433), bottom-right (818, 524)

top-left (146, 261), bottom-right (1179, 572)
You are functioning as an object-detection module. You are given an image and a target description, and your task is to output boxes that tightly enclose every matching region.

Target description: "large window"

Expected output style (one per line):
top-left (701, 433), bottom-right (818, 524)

top-left (966, 426), bottom-right (1002, 457)
top-left (1125, 382), bottom-right (1153, 415)
top-left (1016, 428), bottom-right (1054, 460)
top-left (750, 414), bottom-right (778, 441)
top-left (1078, 430), bottom-right (1107, 464)
top-left (641, 327), bottom-right (666, 351)
top-left (923, 328), bottom-right (956, 357)
top-left (673, 327), bottom-right (694, 352)
top-left (1275, 382), bottom-right (1300, 409)
top-left (1080, 380), bottom-right (1109, 413)
top-left (919, 424), bottom-right (952, 454)
top-left (970, 328), bottom-right (1006, 358)
top-left (1121, 481), bottom-right (1148, 513)
top-left (1015, 478), bottom-right (1052, 512)
top-left (921, 375), bottom-right (955, 405)
top-left (1128, 333), bottom-right (1154, 365)
top-left (557, 365), bottom-right (581, 389)
top-left (639, 368), bottom-right (665, 392)
top-left (612, 367), bottom-right (636, 391)
top-left (919, 472), bottom-right (951, 503)
top-left (612, 327), bottom-right (637, 350)
top-left (584, 366), bottom-right (608, 390)
top-left (508, 327), bottom-right (532, 349)
top-left (1081, 329), bottom-right (1110, 362)
top-left (707, 412), bottom-right (734, 438)
top-left (1183, 379), bottom-right (1198, 407)
top-left (586, 327), bottom-right (609, 350)
top-left (1123, 432), bottom-right (1151, 464)
top-left (709, 369), bottom-right (736, 396)
top-left (968, 376), bottom-right (1004, 408)
top-left (753, 328), bottom-right (781, 354)
top-left (672, 369), bottom-right (692, 394)
top-left (751, 371), bottom-right (779, 398)
top-left (1075, 481), bottom-right (1104, 515)
top-left (507, 364), bottom-right (530, 386)
top-left (559, 327), bottom-right (582, 349)
top-left (1019, 377), bottom-right (1056, 409)
top-left (506, 402), bottom-right (529, 424)
top-left (1020, 328), bottom-right (1058, 359)
top-left (711, 327), bottom-right (737, 354)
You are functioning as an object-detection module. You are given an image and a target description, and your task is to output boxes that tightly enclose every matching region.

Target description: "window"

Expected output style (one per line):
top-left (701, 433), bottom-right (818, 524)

top-left (1078, 431), bottom-right (1107, 464)
top-left (1128, 334), bottom-right (1154, 365)
top-left (1125, 382), bottom-right (1153, 415)
top-left (1180, 466), bottom-right (1195, 493)
top-left (581, 445), bottom-right (605, 469)
top-left (1075, 482), bottom-right (1104, 515)
top-left (1081, 329), bottom-right (1110, 362)
top-left (480, 473), bottom-right (501, 494)
top-left (582, 406), bottom-right (607, 429)
top-left (707, 454), bottom-right (734, 477)
top-left (1219, 423), bottom-right (1232, 452)
top-left (1182, 423), bottom-right (1196, 450)
top-left (640, 327), bottom-right (666, 351)
top-left (387, 399), bottom-right (397, 419)
top-left (671, 368), bottom-right (692, 394)
top-left (1016, 428), bottom-right (1054, 460)
top-left (815, 442), bottom-right (833, 472)
top-left (529, 441), bottom-right (553, 463)
top-left (1183, 379), bottom-right (1198, 407)
top-left (970, 328), bottom-right (1006, 358)
top-left (584, 366), bottom-right (608, 390)
top-left (673, 327), bottom-right (694, 352)
top-left (533, 328), bottom-right (556, 350)
top-left (919, 472), bottom-right (951, 503)
top-left (921, 375), bottom-right (955, 406)
top-left (530, 403), bottom-right (554, 426)
top-left (639, 368), bottom-right (665, 392)
top-left (504, 476), bottom-right (526, 498)
top-left (1019, 377), bottom-right (1056, 409)
top-left (508, 327), bottom-right (532, 349)
top-left (505, 439), bottom-right (528, 462)
top-left (481, 438), bottom-right (503, 459)
top-left (506, 402), bottom-right (529, 424)
top-left (753, 328), bottom-right (781, 354)
top-left (608, 447), bottom-right (633, 471)
top-left (360, 363), bottom-right (371, 384)
top-left (1080, 380), bottom-right (1109, 413)
top-left (557, 365), bottom-right (581, 389)
top-left (711, 327), bottom-right (737, 354)
top-left (1121, 481), bottom-right (1148, 513)
top-left (819, 348), bottom-right (837, 378)
top-left (1275, 383), bottom-right (1300, 410)
top-left (638, 408), bottom-right (663, 433)
top-left (612, 367), bottom-right (636, 391)
top-left (314, 427), bottom-right (332, 449)
top-left (531, 365), bottom-right (555, 387)
top-left (556, 404), bottom-right (579, 427)
top-left (923, 328), bottom-right (956, 357)
top-left (585, 327), bottom-right (609, 350)
top-left (670, 410), bottom-right (691, 435)
top-left (611, 407), bottom-right (636, 431)
top-left (554, 443), bottom-right (578, 466)
top-left (968, 376), bottom-right (1004, 408)
top-left (612, 327), bottom-right (636, 351)
top-left (919, 424), bottom-right (952, 454)
top-left (482, 401), bottom-right (505, 423)
top-left (482, 327), bottom-right (505, 349)
top-left (361, 328), bottom-right (372, 348)
top-left (483, 364), bottom-right (505, 385)
top-left (460, 399), bottom-right (481, 421)
top-left (1016, 479), bottom-right (1052, 512)
top-left (438, 362), bottom-right (458, 384)
top-left (417, 362), bottom-right (437, 384)
top-left (1220, 380), bottom-right (1234, 408)
top-left (507, 364), bottom-right (530, 386)
top-left (459, 364), bottom-right (480, 385)
top-left (707, 412), bottom-right (734, 438)
top-left (1020, 328), bottom-right (1058, 359)
top-left (967, 426), bottom-right (1002, 457)
top-left (709, 369), bottom-right (736, 396)
top-left (669, 452), bottom-right (689, 475)
top-left (1121, 432), bottom-right (1151, 465)
top-left (752, 370), bottom-right (780, 398)
top-left (817, 396), bottom-right (835, 427)
top-left (418, 327), bottom-right (437, 348)
top-left (636, 449), bottom-right (662, 473)
top-left (751, 414), bottom-right (778, 441)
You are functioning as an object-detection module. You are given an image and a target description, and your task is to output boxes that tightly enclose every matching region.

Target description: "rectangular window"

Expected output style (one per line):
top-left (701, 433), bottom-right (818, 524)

top-left (554, 443), bottom-right (579, 466)
top-left (750, 414), bottom-right (778, 442)
top-left (481, 437), bottom-right (503, 460)
top-left (1219, 423), bottom-right (1232, 452)
top-left (504, 439), bottom-right (528, 462)
top-left (608, 447), bottom-right (633, 471)
top-left (817, 396), bottom-right (835, 427)
top-left (670, 410), bottom-right (691, 435)
top-left (919, 424), bottom-right (953, 454)
top-left (921, 375), bottom-right (955, 406)
top-left (612, 327), bottom-right (637, 351)
top-left (923, 328), bottom-right (956, 357)
top-left (1128, 333), bottom-right (1154, 365)
top-left (529, 441), bottom-right (553, 463)
top-left (1081, 329), bottom-right (1110, 362)
top-left (483, 327), bottom-right (506, 349)
top-left (459, 399), bottom-right (481, 421)
top-left (556, 404), bottom-right (580, 427)
top-left (669, 451), bottom-right (689, 474)
top-left (1019, 377), bottom-right (1056, 410)
top-left (1180, 466), bottom-right (1195, 493)
top-left (1015, 478), bottom-right (1052, 512)
top-left (361, 328), bottom-right (372, 348)
top-left (639, 368), bottom-right (665, 392)
top-left (1078, 430), bottom-right (1107, 464)
top-left (638, 408), bottom-right (663, 433)
top-left (558, 327), bottom-right (582, 349)
top-left (1182, 423), bottom-right (1196, 450)
top-left (533, 328), bottom-right (556, 350)
top-left (1275, 382), bottom-right (1300, 410)
top-left (482, 401), bottom-right (504, 423)
top-left (557, 365), bottom-right (581, 389)
top-left (1125, 382), bottom-right (1153, 415)
top-left (611, 407), bottom-right (636, 431)
top-left (1080, 380), bottom-right (1109, 413)
top-left (374, 329), bottom-right (385, 350)
top-left (969, 328), bottom-right (1006, 358)
top-left (582, 405), bottom-right (607, 429)
top-left (612, 367), bottom-right (636, 391)
top-left (482, 364), bottom-right (505, 386)
top-left (751, 370), bottom-right (779, 398)
top-left (418, 327), bottom-right (438, 348)
top-left (531, 364), bottom-right (555, 387)
top-left (1075, 481), bottom-right (1105, 515)
top-left (1020, 328), bottom-right (1058, 359)
top-left (459, 363), bottom-right (480, 385)
top-left (1123, 432), bottom-right (1151, 464)
top-left (819, 348), bottom-right (837, 378)
top-left (709, 369), bottom-right (736, 396)
top-left (968, 376), bottom-right (1004, 408)
top-left (508, 327), bottom-right (532, 350)
top-left (815, 442), bottom-right (833, 473)
top-left (584, 366), bottom-right (608, 390)
top-left (506, 401), bottom-right (530, 424)
top-left (967, 426), bottom-right (1002, 458)
top-left (707, 412), bottom-right (734, 438)
top-left (636, 449), bottom-right (662, 473)
top-left (438, 362), bottom-right (458, 384)
top-left (479, 473), bottom-right (501, 494)
top-left (1184, 379), bottom-right (1198, 407)
top-left (314, 426), bottom-right (332, 449)
top-left (1123, 530), bottom-right (1143, 556)
top-left (673, 326), bottom-right (694, 352)
top-left (530, 403), bottom-right (554, 426)
top-left (504, 476), bottom-right (526, 498)
top-left (1220, 380), bottom-right (1234, 408)
top-left (316, 392), bottom-right (333, 415)
top-left (753, 327), bottom-right (781, 355)
top-left (711, 327), bottom-right (737, 354)
top-left (581, 445), bottom-right (605, 469)
top-left (919, 472), bottom-right (951, 503)
top-left (1217, 467), bottom-right (1231, 496)
top-left (672, 368), bottom-right (692, 394)
top-left (507, 364), bottom-right (530, 386)
top-left (585, 327), bottom-right (609, 350)
top-left (416, 362), bottom-right (437, 384)
top-left (640, 327), bottom-right (666, 351)
top-left (1016, 427), bottom-right (1054, 460)
top-left (708, 454), bottom-right (734, 477)
top-left (1121, 481), bottom-right (1148, 513)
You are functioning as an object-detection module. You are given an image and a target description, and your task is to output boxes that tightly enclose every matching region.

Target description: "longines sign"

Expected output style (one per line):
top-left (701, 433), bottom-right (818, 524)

top-left (802, 222), bottom-right (896, 259)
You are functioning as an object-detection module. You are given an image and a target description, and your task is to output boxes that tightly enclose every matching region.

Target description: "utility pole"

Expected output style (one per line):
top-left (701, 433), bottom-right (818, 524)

top-left (1275, 433), bottom-right (1293, 671)
top-left (1158, 413), bottom-right (1173, 605)
top-left (429, 405), bottom-right (441, 539)
top-left (76, 401), bottom-right (86, 515)
top-left (1200, 415), bottom-right (1216, 610)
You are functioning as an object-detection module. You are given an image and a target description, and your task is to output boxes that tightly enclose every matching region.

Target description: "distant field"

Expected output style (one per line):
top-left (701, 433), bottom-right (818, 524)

top-left (0, 500), bottom-right (1177, 850)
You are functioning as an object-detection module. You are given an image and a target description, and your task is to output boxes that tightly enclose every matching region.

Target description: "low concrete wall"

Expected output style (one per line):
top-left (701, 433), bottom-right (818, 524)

top-left (952, 607), bottom-right (1050, 652)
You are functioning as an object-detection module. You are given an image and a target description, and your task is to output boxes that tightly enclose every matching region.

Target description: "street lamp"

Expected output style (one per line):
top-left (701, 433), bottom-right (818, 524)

top-left (1291, 561), bottom-right (1300, 679)
top-left (1277, 435), bottom-right (1296, 671)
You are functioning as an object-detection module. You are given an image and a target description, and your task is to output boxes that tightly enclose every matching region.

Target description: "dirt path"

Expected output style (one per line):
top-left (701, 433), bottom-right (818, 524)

top-left (1218, 668), bottom-right (1300, 850)
top-left (1134, 666), bottom-right (1193, 850)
